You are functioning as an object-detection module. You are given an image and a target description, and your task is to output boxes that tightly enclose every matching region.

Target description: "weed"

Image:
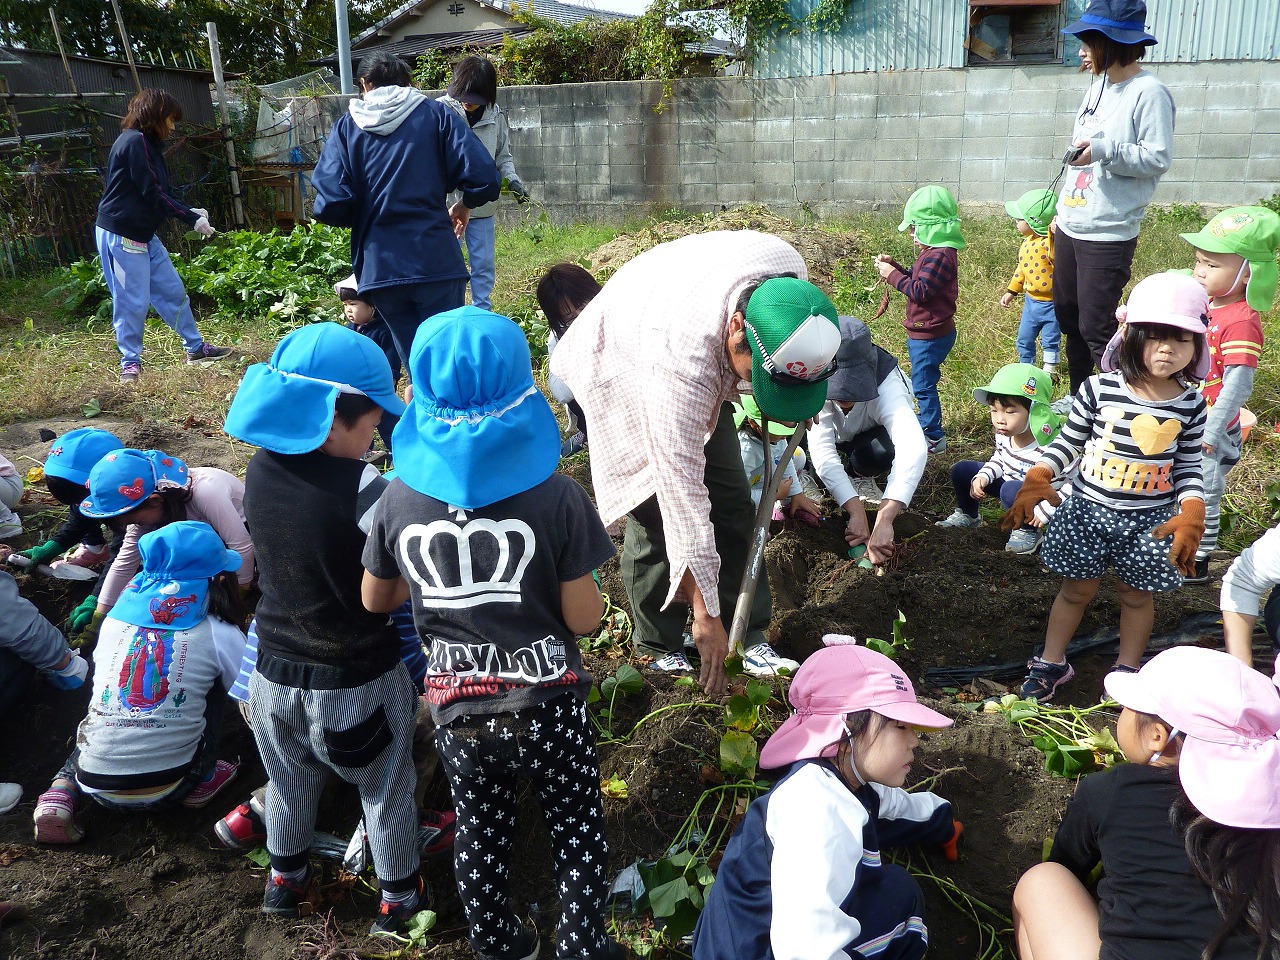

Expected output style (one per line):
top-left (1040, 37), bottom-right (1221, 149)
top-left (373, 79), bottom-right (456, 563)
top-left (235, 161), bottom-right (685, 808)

top-left (864, 610), bottom-right (910, 660)
top-left (984, 695), bottom-right (1123, 777)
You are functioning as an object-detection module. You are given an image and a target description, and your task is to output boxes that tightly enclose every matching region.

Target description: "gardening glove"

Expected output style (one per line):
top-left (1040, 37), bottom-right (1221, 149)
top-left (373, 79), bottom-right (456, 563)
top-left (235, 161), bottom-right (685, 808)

top-left (46, 654), bottom-right (88, 691)
top-left (71, 610), bottom-right (106, 650)
top-left (1152, 498), bottom-right (1206, 577)
top-left (1001, 466), bottom-right (1059, 531)
top-left (193, 217), bottom-right (216, 238)
top-left (940, 819), bottom-right (964, 862)
top-left (66, 594), bottom-right (98, 633)
top-left (20, 540), bottom-right (65, 565)
top-left (190, 207), bottom-right (209, 220)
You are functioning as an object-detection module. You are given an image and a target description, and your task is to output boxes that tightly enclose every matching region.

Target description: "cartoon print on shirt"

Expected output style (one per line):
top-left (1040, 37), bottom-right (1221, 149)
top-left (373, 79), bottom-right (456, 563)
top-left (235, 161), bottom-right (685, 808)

top-left (1064, 168), bottom-right (1095, 208)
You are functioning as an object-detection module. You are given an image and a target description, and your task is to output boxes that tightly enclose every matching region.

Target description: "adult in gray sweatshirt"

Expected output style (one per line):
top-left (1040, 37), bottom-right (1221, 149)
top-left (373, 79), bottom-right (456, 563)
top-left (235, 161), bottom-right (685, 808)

top-left (1054, 0), bottom-right (1175, 393)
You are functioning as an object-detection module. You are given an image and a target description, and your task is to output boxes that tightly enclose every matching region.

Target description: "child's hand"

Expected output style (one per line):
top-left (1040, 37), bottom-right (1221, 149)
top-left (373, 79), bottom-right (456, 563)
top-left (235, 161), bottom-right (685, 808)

top-left (969, 477), bottom-right (987, 500)
top-left (999, 292), bottom-right (1014, 308)
top-left (787, 493), bottom-right (822, 524)
top-left (874, 255), bottom-right (895, 281)
top-left (1202, 442), bottom-right (1215, 456)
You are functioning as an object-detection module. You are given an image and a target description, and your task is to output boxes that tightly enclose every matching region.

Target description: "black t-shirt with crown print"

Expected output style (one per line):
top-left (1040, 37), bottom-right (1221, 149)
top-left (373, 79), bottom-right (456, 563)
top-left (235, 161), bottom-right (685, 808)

top-left (363, 473), bottom-right (614, 724)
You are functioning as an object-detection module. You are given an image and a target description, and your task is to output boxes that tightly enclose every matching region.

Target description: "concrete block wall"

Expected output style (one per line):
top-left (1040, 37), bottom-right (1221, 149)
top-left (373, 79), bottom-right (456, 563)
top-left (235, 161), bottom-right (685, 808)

top-left (497, 61), bottom-right (1280, 223)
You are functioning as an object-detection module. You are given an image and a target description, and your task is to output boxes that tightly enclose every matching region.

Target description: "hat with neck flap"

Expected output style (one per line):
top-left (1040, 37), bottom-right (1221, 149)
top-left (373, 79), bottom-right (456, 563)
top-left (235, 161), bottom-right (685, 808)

top-left (899, 186), bottom-right (966, 250)
top-left (1180, 206), bottom-right (1280, 313)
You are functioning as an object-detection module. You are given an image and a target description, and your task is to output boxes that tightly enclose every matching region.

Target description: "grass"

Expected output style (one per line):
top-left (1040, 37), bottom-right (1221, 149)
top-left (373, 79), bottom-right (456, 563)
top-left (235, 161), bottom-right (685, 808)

top-left (1, 203), bottom-right (1276, 550)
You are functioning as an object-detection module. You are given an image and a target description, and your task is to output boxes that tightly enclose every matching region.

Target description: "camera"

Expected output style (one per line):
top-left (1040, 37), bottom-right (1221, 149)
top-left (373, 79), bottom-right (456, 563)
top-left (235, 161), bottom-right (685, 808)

top-left (1062, 144), bottom-right (1086, 164)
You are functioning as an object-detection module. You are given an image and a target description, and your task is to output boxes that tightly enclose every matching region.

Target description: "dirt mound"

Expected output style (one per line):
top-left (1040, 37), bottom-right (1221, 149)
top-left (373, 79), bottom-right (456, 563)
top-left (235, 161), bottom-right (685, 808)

top-left (584, 205), bottom-right (859, 297)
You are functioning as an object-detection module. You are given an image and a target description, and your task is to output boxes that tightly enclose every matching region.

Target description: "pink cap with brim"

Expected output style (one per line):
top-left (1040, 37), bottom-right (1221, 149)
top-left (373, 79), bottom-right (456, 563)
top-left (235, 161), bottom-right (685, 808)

top-left (759, 640), bottom-right (952, 770)
top-left (1104, 647), bottom-right (1280, 829)
top-left (1100, 272), bottom-right (1211, 382)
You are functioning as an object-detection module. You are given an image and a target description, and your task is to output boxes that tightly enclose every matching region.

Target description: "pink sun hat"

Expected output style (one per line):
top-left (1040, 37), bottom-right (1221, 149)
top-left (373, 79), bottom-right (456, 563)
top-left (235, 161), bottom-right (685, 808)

top-left (1100, 272), bottom-right (1211, 382)
top-left (759, 641), bottom-right (952, 770)
top-left (1105, 646), bottom-right (1280, 829)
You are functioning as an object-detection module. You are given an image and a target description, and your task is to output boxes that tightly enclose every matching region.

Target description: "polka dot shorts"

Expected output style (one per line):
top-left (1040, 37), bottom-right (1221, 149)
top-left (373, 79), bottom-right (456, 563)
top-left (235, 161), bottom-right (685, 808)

top-left (1041, 495), bottom-right (1183, 592)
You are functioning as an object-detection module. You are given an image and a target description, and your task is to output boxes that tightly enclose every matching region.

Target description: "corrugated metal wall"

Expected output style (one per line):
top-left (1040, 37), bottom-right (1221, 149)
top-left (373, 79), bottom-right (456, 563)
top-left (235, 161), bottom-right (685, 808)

top-left (1147, 0), bottom-right (1280, 61)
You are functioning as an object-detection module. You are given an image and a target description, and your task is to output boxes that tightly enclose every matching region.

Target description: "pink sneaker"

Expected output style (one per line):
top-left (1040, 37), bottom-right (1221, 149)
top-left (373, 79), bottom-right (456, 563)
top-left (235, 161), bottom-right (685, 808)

top-left (182, 759), bottom-right (239, 809)
top-left (33, 788), bottom-right (84, 844)
top-left (61, 543), bottom-right (111, 570)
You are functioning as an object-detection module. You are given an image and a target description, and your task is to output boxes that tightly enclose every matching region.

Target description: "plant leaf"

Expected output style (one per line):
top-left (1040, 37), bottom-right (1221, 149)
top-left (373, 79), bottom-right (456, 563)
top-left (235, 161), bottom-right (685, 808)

top-left (614, 663), bottom-right (644, 695)
top-left (719, 729), bottom-right (758, 781)
top-left (80, 398), bottom-right (101, 418)
top-left (724, 694), bottom-right (758, 732)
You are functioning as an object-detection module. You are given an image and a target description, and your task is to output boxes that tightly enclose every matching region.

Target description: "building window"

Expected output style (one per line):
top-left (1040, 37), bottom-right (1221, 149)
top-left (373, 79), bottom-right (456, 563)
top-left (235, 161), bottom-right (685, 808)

top-left (967, 1), bottom-right (1063, 65)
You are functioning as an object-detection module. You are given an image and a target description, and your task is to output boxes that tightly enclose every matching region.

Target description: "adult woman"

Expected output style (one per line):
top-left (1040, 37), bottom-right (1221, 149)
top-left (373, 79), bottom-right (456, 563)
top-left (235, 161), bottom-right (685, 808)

top-left (1054, 0), bottom-right (1174, 394)
top-left (95, 88), bottom-right (231, 383)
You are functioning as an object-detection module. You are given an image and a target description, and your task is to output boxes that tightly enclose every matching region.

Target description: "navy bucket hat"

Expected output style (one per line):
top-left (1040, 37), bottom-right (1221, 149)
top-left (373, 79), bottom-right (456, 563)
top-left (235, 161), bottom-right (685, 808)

top-left (1063, 0), bottom-right (1157, 46)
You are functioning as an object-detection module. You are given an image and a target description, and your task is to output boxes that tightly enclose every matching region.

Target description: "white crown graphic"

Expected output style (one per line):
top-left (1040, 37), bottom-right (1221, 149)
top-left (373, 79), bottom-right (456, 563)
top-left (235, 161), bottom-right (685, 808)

top-left (398, 518), bottom-right (536, 609)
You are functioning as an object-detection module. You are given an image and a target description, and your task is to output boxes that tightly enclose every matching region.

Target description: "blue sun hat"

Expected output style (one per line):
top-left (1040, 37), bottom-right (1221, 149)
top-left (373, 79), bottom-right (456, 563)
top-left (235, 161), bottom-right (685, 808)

top-left (393, 305), bottom-right (560, 509)
top-left (1063, 0), bottom-right (1157, 46)
top-left (224, 322), bottom-right (405, 455)
top-left (81, 449), bottom-right (190, 519)
top-left (43, 428), bottom-right (124, 486)
top-left (112, 521), bottom-right (242, 631)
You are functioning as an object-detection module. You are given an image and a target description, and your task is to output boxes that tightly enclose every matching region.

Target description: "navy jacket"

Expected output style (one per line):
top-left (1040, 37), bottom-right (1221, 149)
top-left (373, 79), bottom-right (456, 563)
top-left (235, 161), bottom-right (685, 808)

top-left (311, 96), bottom-right (500, 293)
top-left (96, 129), bottom-right (199, 244)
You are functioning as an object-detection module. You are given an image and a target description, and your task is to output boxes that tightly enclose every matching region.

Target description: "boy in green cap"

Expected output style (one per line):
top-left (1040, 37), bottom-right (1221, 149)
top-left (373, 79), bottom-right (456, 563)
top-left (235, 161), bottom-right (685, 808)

top-left (876, 185), bottom-right (965, 454)
top-left (1181, 206), bottom-right (1280, 582)
top-left (999, 189), bottom-right (1061, 379)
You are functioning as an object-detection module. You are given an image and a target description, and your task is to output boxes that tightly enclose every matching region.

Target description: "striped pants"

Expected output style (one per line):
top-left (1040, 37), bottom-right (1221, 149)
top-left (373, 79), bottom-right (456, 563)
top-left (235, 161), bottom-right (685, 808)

top-left (1198, 447), bottom-right (1240, 561)
top-left (249, 664), bottom-right (420, 891)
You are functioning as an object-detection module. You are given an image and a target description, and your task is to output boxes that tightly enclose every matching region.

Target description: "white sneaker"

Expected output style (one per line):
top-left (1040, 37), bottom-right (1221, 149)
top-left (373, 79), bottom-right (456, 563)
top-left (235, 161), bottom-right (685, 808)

top-left (648, 651), bottom-right (695, 673)
top-left (797, 468), bottom-right (823, 501)
top-left (927, 436), bottom-right (948, 456)
top-left (1004, 528), bottom-right (1043, 554)
top-left (1050, 396), bottom-right (1073, 416)
top-left (936, 509), bottom-right (981, 529)
top-left (742, 642), bottom-right (799, 677)
top-left (0, 517), bottom-right (21, 540)
top-left (850, 476), bottom-right (884, 504)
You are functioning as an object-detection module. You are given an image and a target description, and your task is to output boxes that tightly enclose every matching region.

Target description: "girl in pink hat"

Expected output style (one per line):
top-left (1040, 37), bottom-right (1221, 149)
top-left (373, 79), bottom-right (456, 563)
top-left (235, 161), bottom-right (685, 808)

top-left (692, 642), bottom-right (962, 960)
top-left (1013, 645), bottom-right (1280, 960)
top-left (1004, 272), bottom-right (1209, 702)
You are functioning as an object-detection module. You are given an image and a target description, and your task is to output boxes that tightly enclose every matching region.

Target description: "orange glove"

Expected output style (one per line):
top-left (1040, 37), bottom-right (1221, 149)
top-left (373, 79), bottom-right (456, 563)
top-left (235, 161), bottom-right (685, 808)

top-left (1152, 498), bottom-right (1205, 577)
top-left (1001, 466), bottom-right (1059, 531)
top-left (940, 819), bottom-right (964, 862)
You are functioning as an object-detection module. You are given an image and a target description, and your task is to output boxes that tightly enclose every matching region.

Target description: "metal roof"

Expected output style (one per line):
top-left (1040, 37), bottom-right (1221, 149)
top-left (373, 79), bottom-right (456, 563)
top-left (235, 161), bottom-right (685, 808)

top-left (315, 28), bottom-right (533, 68)
top-left (352, 0), bottom-right (635, 47)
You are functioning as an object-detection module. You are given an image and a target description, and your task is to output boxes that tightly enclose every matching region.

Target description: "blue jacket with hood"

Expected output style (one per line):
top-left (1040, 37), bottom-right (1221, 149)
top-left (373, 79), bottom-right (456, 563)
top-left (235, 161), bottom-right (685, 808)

top-left (311, 86), bottom-right (500, 293)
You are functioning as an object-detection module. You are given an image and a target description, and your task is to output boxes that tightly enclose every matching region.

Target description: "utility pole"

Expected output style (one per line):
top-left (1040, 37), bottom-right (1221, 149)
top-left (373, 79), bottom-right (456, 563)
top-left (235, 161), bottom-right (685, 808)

top-left (335, 0), bottom-right (354, 95)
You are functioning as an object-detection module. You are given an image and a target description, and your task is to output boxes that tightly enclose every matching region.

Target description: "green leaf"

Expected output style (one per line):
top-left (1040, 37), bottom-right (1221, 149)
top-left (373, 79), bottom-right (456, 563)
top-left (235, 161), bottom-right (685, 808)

top-left (406, 909), bottom-right (437, 944)
top-left (1045, 744), bottom-right (1097, 778)
top-left (586, 684), bottom-right (601, 705)
top-left (864, 637), bottom-right (895, 658)
top-left (719, 729), bottom-right (758, 781)
top-left (745, 678), bottom-right (772, 708)
top-left (674, 676), bottom-right (697, 687)
top-left (80, 398), bottom-right (101, 418)
top-left (601, 677), bottom-right (617, 699)
top-left (614, 663), bottom-right (644, 695)
top-left (243, 845), bottom-right (270, 867)
top-left (724, 694), bottom-right (759, 732)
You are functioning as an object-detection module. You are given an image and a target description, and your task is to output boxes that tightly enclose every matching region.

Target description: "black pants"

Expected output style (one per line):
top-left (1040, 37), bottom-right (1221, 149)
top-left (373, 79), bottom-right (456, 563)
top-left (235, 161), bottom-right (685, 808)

top-left (1053, 232), bottom-right (1138, 394)
top-left (835, 425), bottom-right (895, 478)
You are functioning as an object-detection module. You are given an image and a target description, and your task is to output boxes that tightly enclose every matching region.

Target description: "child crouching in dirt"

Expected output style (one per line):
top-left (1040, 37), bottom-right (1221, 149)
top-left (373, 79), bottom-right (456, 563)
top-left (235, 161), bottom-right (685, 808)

top-left (732, 395), bottom-right (821, 526)
top-left (336, 273), bottom-right (401, 453)
top-left (1013, 646), bottom-right (1280, 960)
top-left (936, 363), bottom-right (1068, 554)
top-left (693, 642), bottom-right (963, 960)
top-left (537, 262), bottom-right (601, 457)
top-left (362, 306), bottom-right (618, 960)
top-left (32, 521), bottom-right (246, 844)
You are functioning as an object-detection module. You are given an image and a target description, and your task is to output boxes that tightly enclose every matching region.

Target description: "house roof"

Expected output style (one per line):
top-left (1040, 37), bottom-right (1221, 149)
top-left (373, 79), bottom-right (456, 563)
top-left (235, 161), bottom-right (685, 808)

top-left (316, 28), bottom-right (533, 69)
top-left (352, 0), bottom-right (635, 47)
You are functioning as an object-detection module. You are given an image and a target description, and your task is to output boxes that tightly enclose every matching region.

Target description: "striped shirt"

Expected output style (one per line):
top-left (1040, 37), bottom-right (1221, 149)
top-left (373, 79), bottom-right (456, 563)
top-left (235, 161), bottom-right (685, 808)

top-left (977, 433), bottom-right (1058, 486)
top-left (885, 246), bottom-right (958, 339)
top-left (1038, 372), bottom-right (1205, 511)
top-left (1201, 299), bottom-right (1263, 429)
top-left (549, 231), bottom-right (807, 618)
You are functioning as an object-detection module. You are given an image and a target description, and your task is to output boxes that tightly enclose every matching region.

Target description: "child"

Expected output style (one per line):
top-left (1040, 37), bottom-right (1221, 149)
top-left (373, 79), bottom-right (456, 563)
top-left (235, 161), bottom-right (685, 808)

top-left (1180, 206), bottom-right (1280, 582)
top-left (1219, 523), bottom-right (1280, 667)
top-left (222, 322), bottom-right (422, 935)
top-left (1004, 273), bottom-right (1209, 701)
top-left (876, 185), bottom-right (965, 454)
top-left (692, 642), bottom-right (962, 960)
top-left (362, 305), bottom-right (617, 960)
top-left (1013, 645), bottom-right (1279, 960)
top-left (32, 521), bottom-right (245, 844)
top-left (17, 428), bottom-right (123, 570)
top-left (999, 189), bottom-right (1061, 378)
top-left (336, 272), bottom-right (402, 453)
top-left (0, 454), bottom-right (22, 540)
top-left (438, 55), bottom-right (528, 312)
top-left (537, 262), bottom-right (601, 457)
top-left (74, 448), bottom-right (253, 641)
top-left (732, 395), bottom-right (821, 525)
top-left (937, 363), bottom-right (1066, 555)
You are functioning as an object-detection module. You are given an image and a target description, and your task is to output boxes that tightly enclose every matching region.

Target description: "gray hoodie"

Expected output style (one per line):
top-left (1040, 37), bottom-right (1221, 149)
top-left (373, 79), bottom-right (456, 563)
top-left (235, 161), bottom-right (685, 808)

top-left (438, 94), bottom-right (525, 220)
top-left (349, 84), bottom-right (428, 136)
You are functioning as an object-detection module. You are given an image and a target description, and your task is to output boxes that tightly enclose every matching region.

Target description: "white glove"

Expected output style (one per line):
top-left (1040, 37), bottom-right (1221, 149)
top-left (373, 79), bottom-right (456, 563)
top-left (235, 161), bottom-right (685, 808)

top-left (48, 654), bottom-right (89, 690)
top-left (191, 207), bottom-right (209, 220)
top-left (194, 217), bottom-right (216, 238)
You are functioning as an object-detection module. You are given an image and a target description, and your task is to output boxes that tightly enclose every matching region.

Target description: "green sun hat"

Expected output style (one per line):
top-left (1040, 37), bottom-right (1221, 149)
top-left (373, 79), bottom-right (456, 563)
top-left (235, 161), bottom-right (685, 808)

top-left (732, 394), bottom-right (799, 437)
top-left (1180, 206), bottom-right (1280, 313)
top-left (1004, 189), bottom-right (1058, 237)
top-left (743, 277), bottom-right (841, 424)
top-left (898, 185), bottom-right (966, 250)
top-left (972, 363), bottom-right (1060, 447)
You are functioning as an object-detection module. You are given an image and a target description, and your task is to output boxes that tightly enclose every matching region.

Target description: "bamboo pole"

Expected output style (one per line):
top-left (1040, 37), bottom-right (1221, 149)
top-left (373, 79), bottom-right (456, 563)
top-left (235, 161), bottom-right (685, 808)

top-left (107, 0), bottom-right (143, 93)
top-left (205, 23), bottom-right (245, 229)
top-left (47, 9), bottom-right (80, 96)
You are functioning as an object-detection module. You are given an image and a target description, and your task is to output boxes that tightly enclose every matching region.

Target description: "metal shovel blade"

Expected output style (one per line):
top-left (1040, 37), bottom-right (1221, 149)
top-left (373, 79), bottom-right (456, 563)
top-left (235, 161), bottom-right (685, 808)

top-left (5, 553), bottom-right (98, 581)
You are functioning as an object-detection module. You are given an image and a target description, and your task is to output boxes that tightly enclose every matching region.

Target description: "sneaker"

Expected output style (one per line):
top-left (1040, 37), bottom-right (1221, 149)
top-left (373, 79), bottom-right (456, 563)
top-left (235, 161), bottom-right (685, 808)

top-left (851, 476), bottom-right (884, 504)
top-left (0, 782), bottom-right (22, 815)
top-left (370, 877), bottom-right (428, 940)
top-left (62, 542), bottom-right (110, 569)
top-left (936, 509), bottom-right (981, 529)
top-left (418, 808), bottom-right (457, 858)
top-left (1050, 396), bottom-right (1073, 416)
top-left (742, 642), bottom-right (799, 678)
top-left (648, 651), bottom-right (695, 673)
top-left (926, 436), bottom-right (948, 456)
top-left (1019, 656), bottom-right (1075, 704)
top-left (186, 343), bottom-right (233, 363)
top-left (1005, 528), bottom-right (1043, 554)
top-left (215, 789), bottom-right (266, 850)
top-left (560, 432), bottom-right (586, 457)
top-left (262, 864), bottom-right (314, 918)
top-left (1109, 663), bottom-right (1140, 675)
top-left (796, 468), bottom-right (823, 501)
top-left (0, 518), bottom-right (21, 540)
top-left (181, 759), bottom-right (239, 808)
top-left (119, 362), bottom-right (141, 383)
top-left (33, 787), bottom-right (83, 844)
top-left (1182, 557), bottom-right (1211, 584)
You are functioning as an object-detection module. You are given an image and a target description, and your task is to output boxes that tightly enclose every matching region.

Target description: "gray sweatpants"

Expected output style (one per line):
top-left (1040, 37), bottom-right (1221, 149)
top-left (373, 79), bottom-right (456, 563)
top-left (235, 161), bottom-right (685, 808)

top-left (249, 663), bottom-right (419, 890)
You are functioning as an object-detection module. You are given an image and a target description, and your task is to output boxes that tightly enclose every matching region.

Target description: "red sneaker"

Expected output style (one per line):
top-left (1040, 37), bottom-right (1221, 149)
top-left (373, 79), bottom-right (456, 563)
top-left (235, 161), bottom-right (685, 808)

top-left (215, 789), bottom-right (266, 850)
top-left (182, 759), bottom-right (239, 809)
top-left (61, 542), bottom-right (111, 569)
top-left (418, 808), bottom-right (457, 858)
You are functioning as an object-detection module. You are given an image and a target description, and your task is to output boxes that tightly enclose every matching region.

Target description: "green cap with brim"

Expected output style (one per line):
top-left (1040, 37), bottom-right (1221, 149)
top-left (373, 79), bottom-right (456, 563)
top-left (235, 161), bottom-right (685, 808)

top-left (1004, 189), bottom-right (1058, 237)
top-left (744, 277), bottom-right (841, 424)
top-left (732, 395), bottom-right (799, 437)
top-left (1181, 206), bottom-right (1280, 313)
top-left (972, 362), bottom-right (1060, 447)
top-left (898, 185), bottom-right (966, 250)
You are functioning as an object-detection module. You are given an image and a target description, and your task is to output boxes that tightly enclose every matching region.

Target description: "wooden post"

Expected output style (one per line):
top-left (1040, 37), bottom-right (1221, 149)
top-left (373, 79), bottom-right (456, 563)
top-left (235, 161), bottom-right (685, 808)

top-left (107, 0), bottom-right (142, 93)
top-left (47, 9), bottom-right (80, 96)
top-left (206, 22), bottom-right (245, 229)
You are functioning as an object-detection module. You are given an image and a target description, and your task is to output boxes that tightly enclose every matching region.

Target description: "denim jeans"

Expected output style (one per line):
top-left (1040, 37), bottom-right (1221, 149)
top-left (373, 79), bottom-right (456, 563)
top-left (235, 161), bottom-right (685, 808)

top-left (906, 332), bottom-right (956, 443)
top-left (1017, 297), bottom-right (1060, 365)
top-left (463, 215), bottom-right (497, 312)
top-left (950, 460), bottom-right (1022, 517)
